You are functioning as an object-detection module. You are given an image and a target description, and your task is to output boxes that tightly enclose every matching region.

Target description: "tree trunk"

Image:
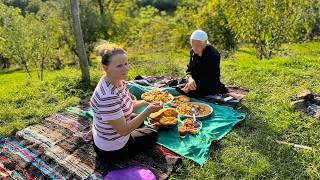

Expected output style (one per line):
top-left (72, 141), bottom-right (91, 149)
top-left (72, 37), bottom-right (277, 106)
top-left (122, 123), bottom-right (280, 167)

top-left (40, 38), bottom-right (45, 81)
top-left (33, 61), bottom-right (40, 79)
top-left (98, 0), bottom-right (104, 15)
top-left (70, 0), bottom-right (90, 83)
top-left (41, 56), bottom-right (44, 81)
top-left (255, 41), bottom-right (263, 60)
top-left (267, 44), bottom-right (273, 59)
top-left (4, 58), bottom-right (10, 69)
top-left (23, 61), bottom-right (32, 78)
top-left (62, 30), bottom-right (80, 59)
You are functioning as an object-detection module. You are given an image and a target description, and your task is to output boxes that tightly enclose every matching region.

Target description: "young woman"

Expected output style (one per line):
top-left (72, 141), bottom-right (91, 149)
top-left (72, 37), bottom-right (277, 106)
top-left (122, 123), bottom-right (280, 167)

top-left (91, 47), bottom-right (163, 164)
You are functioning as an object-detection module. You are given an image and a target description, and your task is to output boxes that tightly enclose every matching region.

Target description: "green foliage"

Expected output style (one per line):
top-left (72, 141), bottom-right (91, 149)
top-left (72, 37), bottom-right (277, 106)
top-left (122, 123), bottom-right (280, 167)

top-left (137, 0), bottom-right (178, 12)
top-left (124, 6), bottom-right (177, 52)
top-left (0, 3), bottom-right (32, 75)
top-left (127, 51), bottom-right (187, 78)
top-left (2, 0), bottom-right (319, 71)
top-left (79, 0), bottom-right (112, 44)
top-left (168, 1), bottom-right (198, 49)
top-left (221, 0), bottom-right (318, 59)
top-left (196, 1), bottom-right (237, 51)
top-left (3, 0), bottom-right (45, 14)
top-left (27, 12), bottom-right (64, 79)
top-left (2, 0), bottom-right (28, 13)
top-left (0, 1), bottom-right (75, 77)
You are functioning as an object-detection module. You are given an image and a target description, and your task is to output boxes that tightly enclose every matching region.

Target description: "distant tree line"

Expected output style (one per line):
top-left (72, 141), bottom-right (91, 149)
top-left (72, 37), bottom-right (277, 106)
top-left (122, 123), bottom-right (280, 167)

top-left (0, 0), bottom-right (319, 77)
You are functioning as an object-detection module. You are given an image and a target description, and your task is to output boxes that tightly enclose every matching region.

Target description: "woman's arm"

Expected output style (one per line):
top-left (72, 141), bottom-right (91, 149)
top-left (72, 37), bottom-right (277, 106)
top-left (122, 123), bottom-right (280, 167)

top-left (132, 100), bottom-right (147, 110)
top-left (109, 103), bottom-right (162, 136)
top-left (186, 49), bottom-right (194, 75)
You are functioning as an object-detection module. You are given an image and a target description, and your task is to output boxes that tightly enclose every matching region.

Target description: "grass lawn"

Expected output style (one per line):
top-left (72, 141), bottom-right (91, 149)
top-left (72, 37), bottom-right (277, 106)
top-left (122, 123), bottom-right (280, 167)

top-left (0, 42), bottom-right (320, 179)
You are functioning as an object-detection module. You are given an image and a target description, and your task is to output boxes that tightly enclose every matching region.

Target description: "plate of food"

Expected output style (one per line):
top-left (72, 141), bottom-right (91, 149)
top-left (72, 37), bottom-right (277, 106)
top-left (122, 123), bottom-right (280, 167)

top-left (147, 108), bottom-right (178, 130)
top-left (176, 102), bottom-right (213, 119)
top-left (167, 95), bottom-right (191, 107)
top-left (141, 89), bottom-right (174, 104)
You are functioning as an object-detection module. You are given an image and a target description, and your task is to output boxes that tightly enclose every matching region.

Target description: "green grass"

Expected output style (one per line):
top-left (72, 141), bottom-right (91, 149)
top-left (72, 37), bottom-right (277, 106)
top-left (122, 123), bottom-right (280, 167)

top-left (172, 42), bottom-right (320, 179)
top-left (1, 42), bottom-right (320, 178)
top-left (0, 67), bottom-right (101, 135)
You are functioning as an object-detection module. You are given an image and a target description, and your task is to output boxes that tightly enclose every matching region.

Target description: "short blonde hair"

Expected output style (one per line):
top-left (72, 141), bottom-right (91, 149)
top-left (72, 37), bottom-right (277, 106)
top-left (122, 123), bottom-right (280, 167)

top-left (99, 47), bottom-right (127, 65)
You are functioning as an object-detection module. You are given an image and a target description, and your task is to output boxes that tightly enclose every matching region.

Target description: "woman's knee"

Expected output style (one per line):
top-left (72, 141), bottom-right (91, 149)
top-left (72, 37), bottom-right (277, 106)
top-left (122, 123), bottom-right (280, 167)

top-left (148, 128), bottom-right (158, 143)
top-left (132, 127), bottom-right (158, 144)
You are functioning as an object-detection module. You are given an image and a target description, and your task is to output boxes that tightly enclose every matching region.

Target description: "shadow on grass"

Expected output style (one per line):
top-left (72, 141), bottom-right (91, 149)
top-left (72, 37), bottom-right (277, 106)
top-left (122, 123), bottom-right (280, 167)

top-left (220, 104), bottom-right (309, 178)
top-left (173, 104), bottom-right (311, 179)
top-left (237, 49), bottom-right (256, 56)
top-left (0, 68), bottom-right (23, 75)
top-left (52, 76), bottom-right (97, 100)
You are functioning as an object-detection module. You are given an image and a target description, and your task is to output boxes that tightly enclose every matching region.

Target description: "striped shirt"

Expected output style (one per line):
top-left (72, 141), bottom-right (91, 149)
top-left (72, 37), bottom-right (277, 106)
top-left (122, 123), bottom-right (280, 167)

top-left (91, 78), bottom-right (133, 151)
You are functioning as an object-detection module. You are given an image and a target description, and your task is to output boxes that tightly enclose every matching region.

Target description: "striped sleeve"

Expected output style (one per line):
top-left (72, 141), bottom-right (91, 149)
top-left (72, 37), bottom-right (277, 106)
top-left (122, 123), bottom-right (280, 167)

top-left (93, 92), bottom-right (124, 121)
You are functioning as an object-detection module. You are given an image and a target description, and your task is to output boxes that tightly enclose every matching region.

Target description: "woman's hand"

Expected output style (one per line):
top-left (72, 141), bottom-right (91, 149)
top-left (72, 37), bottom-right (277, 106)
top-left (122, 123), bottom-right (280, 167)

top-left (146, 101), bottom-right (163, 113)
top-left (110, 101), bottom-right (163, 136)
top-left (186, 77), bottom-right (197, 91)
top-left (133, 100), bottom-right (148, 110)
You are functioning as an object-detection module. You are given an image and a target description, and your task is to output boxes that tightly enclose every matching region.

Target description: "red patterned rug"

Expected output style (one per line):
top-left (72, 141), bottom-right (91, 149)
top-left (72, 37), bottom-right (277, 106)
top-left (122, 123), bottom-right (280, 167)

top-left (0, 103), bottom-right (181, 179)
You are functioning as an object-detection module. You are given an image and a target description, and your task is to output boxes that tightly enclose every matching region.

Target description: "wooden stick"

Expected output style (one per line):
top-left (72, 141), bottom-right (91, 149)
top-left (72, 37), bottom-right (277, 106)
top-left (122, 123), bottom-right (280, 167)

top-left (276, 140), bottom-right (313, 150)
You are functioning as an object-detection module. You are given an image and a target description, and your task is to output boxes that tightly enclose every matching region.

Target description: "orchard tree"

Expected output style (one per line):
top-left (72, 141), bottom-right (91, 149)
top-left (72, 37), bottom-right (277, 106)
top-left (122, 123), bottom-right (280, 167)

top-left (196, 0), bottom-right (237, 51)
top-left (223, 0), bottom-right (317, 59)
top-left (0, 3), bottom-right (33, 77)
top-left (27, 13), bottom-right (63, 80)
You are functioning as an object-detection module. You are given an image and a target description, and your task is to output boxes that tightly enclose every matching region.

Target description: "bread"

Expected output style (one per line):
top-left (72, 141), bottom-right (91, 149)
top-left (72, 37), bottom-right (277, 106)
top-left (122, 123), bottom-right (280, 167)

top-left (149, 108), bottom-right (178, 127)
top-left (149, 108), bottom-right (177, 119)
top-left (159, 117), bottom-right (178, 126)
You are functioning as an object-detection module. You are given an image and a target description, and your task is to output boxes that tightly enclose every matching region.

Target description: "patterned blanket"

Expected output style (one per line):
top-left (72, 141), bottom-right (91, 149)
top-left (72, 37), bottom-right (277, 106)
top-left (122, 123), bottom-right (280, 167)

top-left (0, 104), bottom-right (181, 179)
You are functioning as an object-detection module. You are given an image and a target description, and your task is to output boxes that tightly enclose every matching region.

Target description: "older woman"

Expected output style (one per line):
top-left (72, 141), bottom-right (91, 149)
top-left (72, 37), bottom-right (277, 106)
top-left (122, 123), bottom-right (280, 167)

top-left (91, 47), bottom-right (163, 164)
top-left (181, 30), bottom-right (228, 97)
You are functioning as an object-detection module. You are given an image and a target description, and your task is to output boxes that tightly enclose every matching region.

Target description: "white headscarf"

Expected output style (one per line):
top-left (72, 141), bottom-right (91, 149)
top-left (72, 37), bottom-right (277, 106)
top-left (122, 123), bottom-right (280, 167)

top-left (190, 30), bottom-right (208, 41)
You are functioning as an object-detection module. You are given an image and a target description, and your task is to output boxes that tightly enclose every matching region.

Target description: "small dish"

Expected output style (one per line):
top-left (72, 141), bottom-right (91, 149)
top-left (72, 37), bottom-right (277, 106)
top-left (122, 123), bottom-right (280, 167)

top-left (182, 118), bottom-right (202, 135)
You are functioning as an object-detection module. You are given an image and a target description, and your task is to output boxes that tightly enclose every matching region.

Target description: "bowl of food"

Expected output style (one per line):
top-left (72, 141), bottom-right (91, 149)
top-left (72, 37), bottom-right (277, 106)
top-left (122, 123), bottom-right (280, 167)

top-left (167, 95), bottom-right (191, 107)
top-left (147, 108), bottom-right (178, 130)
top-left (182, 118), bottom-right (202, 135)
top-left (176, 102), bottom-right (213, 120)
top-left (141, 89), bottom-right (174, 104)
